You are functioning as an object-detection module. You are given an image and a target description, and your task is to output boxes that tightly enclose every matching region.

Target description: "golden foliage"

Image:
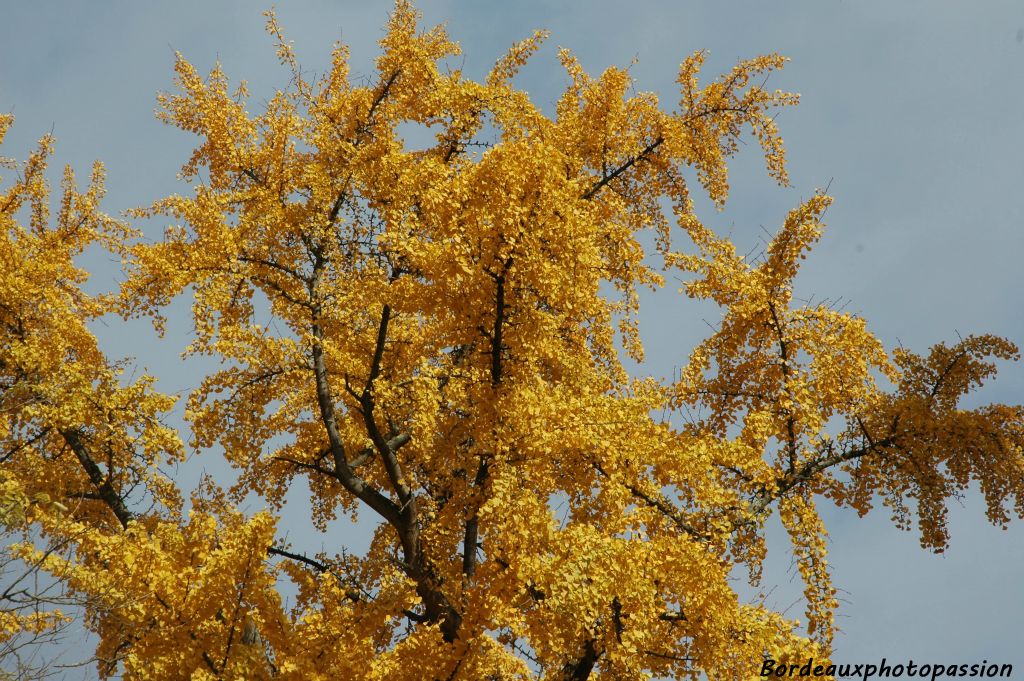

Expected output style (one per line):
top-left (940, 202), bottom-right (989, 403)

top-left (2, 4), bottom-right (1023, 679)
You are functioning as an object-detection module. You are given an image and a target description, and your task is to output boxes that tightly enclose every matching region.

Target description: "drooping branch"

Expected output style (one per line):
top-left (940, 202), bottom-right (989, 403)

top-left (267, 545), bottom-right (430, 624)
top-left (267, 547), bottom-right (359, 601)
top-left (767, 301), bottom-right (799, 473)
top-left (592, 462), bottom-right (708, 540)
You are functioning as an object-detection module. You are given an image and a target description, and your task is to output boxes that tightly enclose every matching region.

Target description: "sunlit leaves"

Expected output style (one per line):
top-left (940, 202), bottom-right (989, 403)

top-left (2, 2), bottom-right (1023, 679)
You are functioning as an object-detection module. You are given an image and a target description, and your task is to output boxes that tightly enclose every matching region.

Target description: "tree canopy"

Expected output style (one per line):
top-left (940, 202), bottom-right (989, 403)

top-left (2, 3), bottom-right (1023, 679)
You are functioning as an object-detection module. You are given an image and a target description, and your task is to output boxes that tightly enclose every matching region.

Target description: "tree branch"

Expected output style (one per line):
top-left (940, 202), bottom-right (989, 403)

top-left (60, 428), bottom-right (133, 530)
top-left (309, 306), bottom-right (401, 527)
top-left (581, 137), bottom-right (664, 200)
top-left (767, 301), bottom-right (799, 473)
top-left (592, 462), bottom-right (708, 540)
top-left (562, 638), bottom-right (600, 681)
top-left (462, 458), bottom-right (489, 578)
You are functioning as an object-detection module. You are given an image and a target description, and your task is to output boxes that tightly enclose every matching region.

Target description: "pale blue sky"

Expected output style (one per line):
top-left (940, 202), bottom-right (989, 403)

top-left (2, 1), bottom-right (1023, 675)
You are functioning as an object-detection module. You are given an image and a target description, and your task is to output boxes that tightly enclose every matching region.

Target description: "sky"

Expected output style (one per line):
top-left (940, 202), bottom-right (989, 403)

top-left (2, 0), bottom-right (1024, 676)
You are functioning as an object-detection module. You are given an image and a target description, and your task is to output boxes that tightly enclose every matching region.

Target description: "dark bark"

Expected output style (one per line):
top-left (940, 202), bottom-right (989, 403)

top-left (562, 638), bottom-right (600, 681)
top-left (60, 428), bottom-right (133, 530)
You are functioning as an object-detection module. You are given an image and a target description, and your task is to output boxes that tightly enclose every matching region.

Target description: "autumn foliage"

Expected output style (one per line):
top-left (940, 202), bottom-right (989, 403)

top-left (2, 3), bottom-right (1023, 679)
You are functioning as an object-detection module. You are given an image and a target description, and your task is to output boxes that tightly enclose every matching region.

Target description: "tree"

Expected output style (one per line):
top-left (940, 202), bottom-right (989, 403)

top-left (3, 2), bottom-right (1023, 678)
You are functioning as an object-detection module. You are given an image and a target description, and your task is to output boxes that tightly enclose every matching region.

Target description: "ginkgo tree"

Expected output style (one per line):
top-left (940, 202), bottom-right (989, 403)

top-left (2, 2), bottom-right (1023, 679)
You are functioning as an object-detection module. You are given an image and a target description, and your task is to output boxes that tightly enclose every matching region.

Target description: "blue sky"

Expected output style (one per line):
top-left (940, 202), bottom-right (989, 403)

top-left (3, 0), bottom-right (1023, 674)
